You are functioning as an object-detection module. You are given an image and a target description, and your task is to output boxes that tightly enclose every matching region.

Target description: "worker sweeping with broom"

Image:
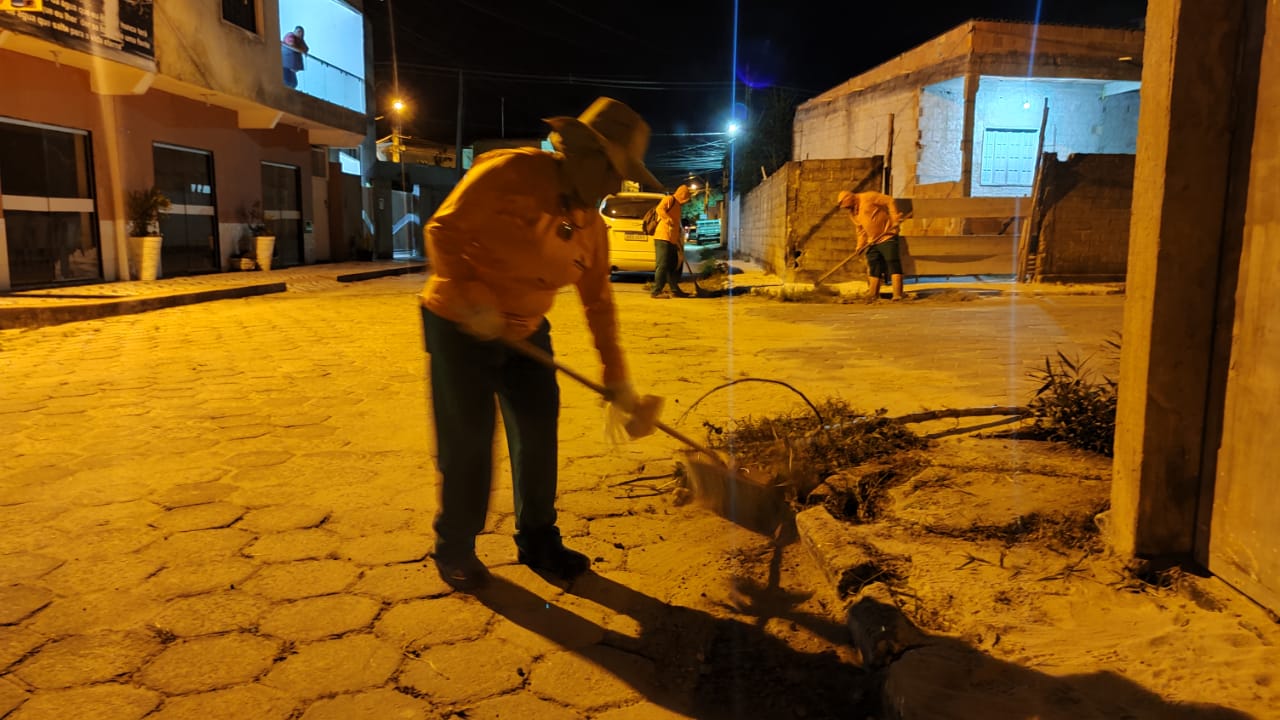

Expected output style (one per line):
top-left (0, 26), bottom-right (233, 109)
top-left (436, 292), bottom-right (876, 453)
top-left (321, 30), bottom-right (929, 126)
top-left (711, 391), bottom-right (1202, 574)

top-left (419, 97), bottom-right (664, 591)
top-left (837, 189), bottom-right (907, 302)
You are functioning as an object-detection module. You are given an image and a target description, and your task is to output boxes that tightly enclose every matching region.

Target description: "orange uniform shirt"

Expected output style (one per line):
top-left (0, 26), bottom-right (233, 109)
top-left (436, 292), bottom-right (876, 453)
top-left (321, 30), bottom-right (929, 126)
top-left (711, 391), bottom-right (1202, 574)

top-left (420, 149), bottom-right (626, 385)
top-left (655, 194), bottom-right (683, 245)
top-left (847, 191), bottom-right (904, 249)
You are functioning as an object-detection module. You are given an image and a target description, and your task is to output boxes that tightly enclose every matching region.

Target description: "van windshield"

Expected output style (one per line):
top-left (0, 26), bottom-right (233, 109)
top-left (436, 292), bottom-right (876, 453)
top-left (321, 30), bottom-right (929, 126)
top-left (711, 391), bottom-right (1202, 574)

top-left (602, 195), bottom-right (660, 220)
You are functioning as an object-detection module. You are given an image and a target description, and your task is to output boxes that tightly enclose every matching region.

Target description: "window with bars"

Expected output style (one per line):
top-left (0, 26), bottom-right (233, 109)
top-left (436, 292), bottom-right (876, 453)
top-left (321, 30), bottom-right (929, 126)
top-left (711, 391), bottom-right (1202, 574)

top-left (223, 0), bottom-right (257, 33)
top-left (979, 128), bottom-right (1039, 187)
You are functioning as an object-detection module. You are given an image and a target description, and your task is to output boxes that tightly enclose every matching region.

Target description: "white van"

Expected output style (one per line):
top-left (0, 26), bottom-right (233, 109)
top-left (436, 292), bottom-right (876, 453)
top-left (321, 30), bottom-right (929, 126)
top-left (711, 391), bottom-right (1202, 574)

top-left (599, 192), bottom-right (664, 273)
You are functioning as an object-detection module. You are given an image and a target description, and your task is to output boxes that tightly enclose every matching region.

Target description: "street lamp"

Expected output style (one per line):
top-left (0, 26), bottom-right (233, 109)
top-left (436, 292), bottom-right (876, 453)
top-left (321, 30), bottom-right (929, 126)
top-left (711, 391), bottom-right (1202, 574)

top-left (389, 98), bottom-right (406, 163)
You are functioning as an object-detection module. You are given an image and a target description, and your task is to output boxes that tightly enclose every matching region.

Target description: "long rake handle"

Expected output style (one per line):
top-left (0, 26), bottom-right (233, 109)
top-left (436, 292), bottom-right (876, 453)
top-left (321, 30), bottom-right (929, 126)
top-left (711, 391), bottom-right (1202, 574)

top-left (502, 337), bottom-right (727, 467)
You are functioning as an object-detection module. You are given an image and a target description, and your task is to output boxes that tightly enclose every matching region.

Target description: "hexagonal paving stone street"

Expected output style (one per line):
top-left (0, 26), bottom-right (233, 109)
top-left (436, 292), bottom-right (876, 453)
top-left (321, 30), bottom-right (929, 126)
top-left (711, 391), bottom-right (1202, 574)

top-left (0, 273), bottom-right (1124, 718)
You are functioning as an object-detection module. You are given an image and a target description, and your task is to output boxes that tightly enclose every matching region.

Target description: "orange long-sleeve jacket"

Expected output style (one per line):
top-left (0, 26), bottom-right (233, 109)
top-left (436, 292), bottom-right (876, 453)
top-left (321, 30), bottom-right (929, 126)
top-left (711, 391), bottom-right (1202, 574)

top-left (845, 191), bottom-right (904, 250)
top-left (654, 184), bottom-right (691, 245)
top-left (420, 148), bottom-right (627, 385)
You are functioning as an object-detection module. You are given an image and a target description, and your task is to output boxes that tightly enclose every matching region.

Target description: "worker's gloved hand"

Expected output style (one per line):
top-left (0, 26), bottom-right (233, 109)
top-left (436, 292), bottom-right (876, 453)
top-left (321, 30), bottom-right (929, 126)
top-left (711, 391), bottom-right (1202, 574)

top-left (607, 381), bottom-right (639, 413)
top-left (458, 305), bottom-right (504, 341)
top-left (604, 382), bottom-right (664, 444)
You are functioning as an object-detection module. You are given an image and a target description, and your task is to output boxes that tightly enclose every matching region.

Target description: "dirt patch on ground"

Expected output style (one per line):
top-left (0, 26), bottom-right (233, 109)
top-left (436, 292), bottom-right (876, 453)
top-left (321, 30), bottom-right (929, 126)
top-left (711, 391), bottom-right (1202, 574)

top-left (804, 436), bottom-right (1279, 717)
top-left (667, 406), bottom-right (1278, 717)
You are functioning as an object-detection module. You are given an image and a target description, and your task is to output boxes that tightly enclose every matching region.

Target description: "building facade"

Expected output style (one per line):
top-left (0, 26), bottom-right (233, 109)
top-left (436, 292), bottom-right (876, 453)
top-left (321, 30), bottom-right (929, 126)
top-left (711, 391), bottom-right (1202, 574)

top-left (793, 21), bottom-right (1143, 198)
top-left (0, 0), bottom-right (372, 290)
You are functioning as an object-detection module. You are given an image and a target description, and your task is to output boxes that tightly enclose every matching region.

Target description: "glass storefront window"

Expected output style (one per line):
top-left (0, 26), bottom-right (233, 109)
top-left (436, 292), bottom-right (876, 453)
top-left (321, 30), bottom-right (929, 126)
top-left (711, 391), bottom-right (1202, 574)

top-left (153, 143), bottom-right (219, 276)
top-left (4, 211), bottom-right (99, 285)
top-left (262, 161), bottom-right (302, 267)
top-left (1, 118), bottom-right (100, 287)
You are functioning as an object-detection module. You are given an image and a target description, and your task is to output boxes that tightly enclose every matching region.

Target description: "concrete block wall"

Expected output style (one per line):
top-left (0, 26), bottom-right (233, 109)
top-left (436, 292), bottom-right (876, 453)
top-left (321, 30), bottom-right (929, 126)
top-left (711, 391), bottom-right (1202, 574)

top-left (1036, 154), bottom-right (1135, 281)
top-left (736, 158), bottom-right (882, 282)
top-left (918, 78), bottom-right (966, 186)
top-left (794, 88), bottom-right (917, 196)
top-left (790, 158), bottom-right (884, 283)
top-left (970, 21), bottom-right (1144, 64)
top-left (1100, 91), bottom-right (1142, 153)
top-left (735, 164), bottom-right (794, 274)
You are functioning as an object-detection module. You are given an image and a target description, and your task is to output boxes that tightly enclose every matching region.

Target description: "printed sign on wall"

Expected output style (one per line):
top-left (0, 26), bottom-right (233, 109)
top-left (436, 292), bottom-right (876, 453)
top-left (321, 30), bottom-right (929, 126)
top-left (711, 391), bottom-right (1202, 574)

top-left (0, 0), bottom-right (154, 68)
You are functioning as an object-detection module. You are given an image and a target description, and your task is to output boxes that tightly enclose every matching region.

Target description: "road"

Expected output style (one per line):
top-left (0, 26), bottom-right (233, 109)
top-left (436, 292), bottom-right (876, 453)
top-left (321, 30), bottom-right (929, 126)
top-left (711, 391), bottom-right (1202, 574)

top-left (0, 274), bottom-right (1123, 719)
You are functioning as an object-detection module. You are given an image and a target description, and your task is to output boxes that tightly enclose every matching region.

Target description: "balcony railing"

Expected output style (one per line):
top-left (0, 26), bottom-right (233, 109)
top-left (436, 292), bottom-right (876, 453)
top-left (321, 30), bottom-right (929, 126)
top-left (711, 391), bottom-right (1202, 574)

top-left (285, 46), bottom-right (365, 114)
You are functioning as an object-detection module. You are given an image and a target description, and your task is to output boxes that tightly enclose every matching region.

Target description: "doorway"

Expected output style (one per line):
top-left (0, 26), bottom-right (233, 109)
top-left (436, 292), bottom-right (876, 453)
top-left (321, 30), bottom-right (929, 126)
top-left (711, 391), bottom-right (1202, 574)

top-left (262, 161), bottom-right (302, 267)
top-left (0, 118), bottom-right (100, 287)
top-left (153, 143), bottom-right (218, 275)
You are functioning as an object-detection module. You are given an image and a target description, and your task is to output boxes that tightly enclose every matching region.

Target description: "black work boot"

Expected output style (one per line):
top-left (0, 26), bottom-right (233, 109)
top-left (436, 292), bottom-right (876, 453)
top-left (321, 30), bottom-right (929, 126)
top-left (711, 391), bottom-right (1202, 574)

top-left (518, 542), bottom-right (590, 580)
top-left (432, 552), bottom-right (491, 592)
top-left (516, 526), bottom-right (591, 581)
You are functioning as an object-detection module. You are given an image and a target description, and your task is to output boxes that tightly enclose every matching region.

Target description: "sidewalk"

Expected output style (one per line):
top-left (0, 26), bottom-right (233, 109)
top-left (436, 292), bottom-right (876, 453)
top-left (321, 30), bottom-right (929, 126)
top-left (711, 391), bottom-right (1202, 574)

top-left (684, 246), bottom-right (1125, 301)
top-left (0, 261), bottom-right (427, 330)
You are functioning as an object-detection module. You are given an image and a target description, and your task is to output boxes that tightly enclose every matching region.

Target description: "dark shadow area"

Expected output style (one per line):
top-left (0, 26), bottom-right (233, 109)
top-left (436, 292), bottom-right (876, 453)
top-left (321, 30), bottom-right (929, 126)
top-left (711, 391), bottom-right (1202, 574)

top-left (610, 264), bottom-right (746, 283)
top-left (1, 292), bottom-right (131, 299)
top-left (475, 569), bottom-right (872, 720)
top-left (609, 271), bottom-right (656, 283)
top-left (851, 595), bottom-right (1255, 720)
top-left (922, 415), bottom-right (1025, 440)
top-left (910, 287), bottom-right (1004, 300)
top-left (477, 567), bottom-right (1258, 719)
top-left (683, 284), bottom-right (758, 299)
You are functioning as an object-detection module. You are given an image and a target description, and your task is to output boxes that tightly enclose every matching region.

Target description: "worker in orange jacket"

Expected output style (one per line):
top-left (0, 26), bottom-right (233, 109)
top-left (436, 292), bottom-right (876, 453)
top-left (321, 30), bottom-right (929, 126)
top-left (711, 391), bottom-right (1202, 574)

top-left (651, 184), bottom-right (691, 298)
top-left (838, 190), bottom-right (906, 301)
top-left (420, 97), bottom-right (663, 590)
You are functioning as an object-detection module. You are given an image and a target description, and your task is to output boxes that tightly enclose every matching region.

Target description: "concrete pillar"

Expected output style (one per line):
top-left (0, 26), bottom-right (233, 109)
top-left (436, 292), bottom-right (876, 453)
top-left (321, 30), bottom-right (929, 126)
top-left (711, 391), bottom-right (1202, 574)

top-left (958, 68), bottom-right (978, 197)
top-left (1112, 0), bottom-right (1255, 558)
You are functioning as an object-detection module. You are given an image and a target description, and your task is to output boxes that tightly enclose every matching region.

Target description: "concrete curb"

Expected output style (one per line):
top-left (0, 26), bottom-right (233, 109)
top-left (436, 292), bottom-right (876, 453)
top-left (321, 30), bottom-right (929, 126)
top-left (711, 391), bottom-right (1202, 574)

top-left (335, 263), bottom-right (427, 283)
top-left (0, 282), bottom-right (286, 330)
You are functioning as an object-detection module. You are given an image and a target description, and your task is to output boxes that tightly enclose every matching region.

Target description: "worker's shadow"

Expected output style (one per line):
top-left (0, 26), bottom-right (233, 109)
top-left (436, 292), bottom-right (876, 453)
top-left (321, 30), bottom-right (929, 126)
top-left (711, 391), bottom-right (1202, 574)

top-left (475, 571), bottom-right (1254, 720)
top-left (475, 571), bottom-right (869, 719)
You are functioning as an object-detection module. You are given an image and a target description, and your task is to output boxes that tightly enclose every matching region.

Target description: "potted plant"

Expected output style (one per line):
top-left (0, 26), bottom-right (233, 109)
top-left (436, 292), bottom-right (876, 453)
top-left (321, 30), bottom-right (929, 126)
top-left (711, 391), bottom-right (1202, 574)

top-left (126, 186), bottom-right (170, 281)
top-left (244, 200), bottom-right (276, 271)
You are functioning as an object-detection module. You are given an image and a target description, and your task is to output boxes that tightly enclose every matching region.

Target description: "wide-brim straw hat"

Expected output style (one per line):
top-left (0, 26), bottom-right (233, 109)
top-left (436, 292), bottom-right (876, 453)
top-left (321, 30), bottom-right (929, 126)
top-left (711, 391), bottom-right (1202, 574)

top-left (544, 97), bottom-right (663, 191)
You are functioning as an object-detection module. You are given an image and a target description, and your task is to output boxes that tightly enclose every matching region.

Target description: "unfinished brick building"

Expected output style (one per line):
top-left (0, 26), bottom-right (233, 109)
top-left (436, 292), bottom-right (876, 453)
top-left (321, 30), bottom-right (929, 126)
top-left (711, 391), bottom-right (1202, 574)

top-left (732, 20), bottom-right (1145, 283)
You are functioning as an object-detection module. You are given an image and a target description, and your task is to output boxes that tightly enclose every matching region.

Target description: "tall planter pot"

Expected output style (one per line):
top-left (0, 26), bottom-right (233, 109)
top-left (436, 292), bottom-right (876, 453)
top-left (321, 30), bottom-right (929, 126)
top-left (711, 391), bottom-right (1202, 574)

top-left (128, 235), bottom-right (163, 281)
top-left (254, 235), bottom-right (276, 271)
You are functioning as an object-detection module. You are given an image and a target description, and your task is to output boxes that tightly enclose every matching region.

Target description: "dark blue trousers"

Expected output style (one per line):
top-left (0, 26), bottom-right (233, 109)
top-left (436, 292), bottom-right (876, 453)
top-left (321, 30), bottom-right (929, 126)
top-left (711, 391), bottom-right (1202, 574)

top-left (421, 307), bottom-right (562, 560)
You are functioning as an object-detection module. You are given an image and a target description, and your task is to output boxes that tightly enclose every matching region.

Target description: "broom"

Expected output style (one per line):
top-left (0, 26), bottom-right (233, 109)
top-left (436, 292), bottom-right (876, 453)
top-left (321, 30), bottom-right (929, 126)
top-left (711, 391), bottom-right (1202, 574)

top-left (683, 258), bottom-right (714, 298)
top-left (501, 336), bottom-right (789, 534)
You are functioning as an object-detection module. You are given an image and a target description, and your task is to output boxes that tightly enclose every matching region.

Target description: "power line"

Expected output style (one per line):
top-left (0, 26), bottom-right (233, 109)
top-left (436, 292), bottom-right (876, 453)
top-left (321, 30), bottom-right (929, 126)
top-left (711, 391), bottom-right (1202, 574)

top-left (375, 61), bottom-right (818, 95)
top-left (542, 0), bottom-right (638, 42)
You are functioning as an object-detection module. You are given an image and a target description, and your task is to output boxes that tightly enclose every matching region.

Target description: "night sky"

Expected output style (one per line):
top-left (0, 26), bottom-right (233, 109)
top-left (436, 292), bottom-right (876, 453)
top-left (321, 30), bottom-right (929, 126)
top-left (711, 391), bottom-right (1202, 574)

top-left (368, 0), bottom-right (1147, 184)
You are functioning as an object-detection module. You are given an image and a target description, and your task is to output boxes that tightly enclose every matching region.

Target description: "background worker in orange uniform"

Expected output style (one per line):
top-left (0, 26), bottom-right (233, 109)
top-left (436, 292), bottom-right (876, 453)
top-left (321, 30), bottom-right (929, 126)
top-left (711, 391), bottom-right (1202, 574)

top-left (420, 97), bottom-right (663, 590)
top-left (651, 184), bottom-right (692, 298)
top-left (837, 190), bottom-right (907, 302)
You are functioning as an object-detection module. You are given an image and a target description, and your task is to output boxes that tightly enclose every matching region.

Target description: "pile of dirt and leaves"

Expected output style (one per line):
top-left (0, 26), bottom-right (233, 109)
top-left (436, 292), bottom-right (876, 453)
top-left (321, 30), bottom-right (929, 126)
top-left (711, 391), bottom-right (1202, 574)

top-left (700, 398), bottom-right (925, 487)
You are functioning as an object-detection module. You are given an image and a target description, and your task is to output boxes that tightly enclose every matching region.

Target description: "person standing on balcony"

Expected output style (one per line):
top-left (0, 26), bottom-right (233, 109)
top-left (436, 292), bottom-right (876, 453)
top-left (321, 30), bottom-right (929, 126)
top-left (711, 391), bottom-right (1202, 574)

top-left (837, 190), bottom-right (907, 302)
top-left (651, 184), bottom-right (691, 298)
top-left (282, 26), bottom-right (309, 89)
top-left (419, 97), bottom-right (665, 591)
